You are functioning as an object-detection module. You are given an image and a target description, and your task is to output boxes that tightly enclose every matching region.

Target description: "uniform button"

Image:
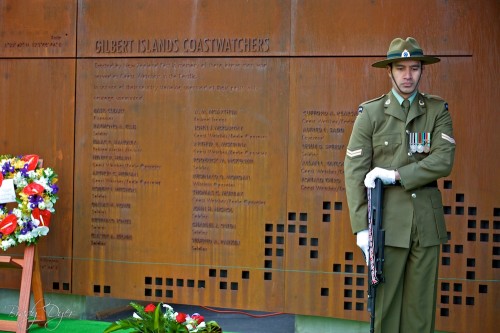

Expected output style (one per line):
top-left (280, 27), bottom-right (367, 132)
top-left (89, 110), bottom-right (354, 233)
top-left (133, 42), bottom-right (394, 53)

top-left (384, 141), bottom-right (388, 145)
top-left (406, 130), bottom-right (410, 134)
top-left (408, 152), bottom-right (412, 156)
top-left (411, 193), bottom-right (416, 198)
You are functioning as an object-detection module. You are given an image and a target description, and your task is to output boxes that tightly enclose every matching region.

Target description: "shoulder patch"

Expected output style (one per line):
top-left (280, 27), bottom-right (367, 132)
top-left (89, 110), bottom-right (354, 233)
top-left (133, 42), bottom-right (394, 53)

top-left (358, 106), bottom-right (363, 114)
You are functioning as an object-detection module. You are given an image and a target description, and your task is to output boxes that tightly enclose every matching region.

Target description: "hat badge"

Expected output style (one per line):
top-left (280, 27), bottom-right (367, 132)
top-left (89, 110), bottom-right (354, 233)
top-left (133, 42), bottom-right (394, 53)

top-left (401, 49), bottom-right (411, 58)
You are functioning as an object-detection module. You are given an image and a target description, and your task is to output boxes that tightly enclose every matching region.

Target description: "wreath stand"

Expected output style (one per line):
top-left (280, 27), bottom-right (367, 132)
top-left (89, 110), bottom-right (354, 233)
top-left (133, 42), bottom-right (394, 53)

top-left (0, 245), bottom-right (47, 333)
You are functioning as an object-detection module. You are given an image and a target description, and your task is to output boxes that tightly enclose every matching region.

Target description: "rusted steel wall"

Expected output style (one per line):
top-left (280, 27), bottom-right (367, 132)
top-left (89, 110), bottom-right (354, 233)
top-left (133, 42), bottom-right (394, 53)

top-left (1, 1), bottom-right (498, 332)
top-left (0, 0), bottom-right (76, 294)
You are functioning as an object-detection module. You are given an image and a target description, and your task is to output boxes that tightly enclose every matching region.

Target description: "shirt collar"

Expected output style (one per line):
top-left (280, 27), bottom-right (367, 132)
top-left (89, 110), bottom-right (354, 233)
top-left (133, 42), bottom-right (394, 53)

top-left (391, 88), bottom-right (418, 106)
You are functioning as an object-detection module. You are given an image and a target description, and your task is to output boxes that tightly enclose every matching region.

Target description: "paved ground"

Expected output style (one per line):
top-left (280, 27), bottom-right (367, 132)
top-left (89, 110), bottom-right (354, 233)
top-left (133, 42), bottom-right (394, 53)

top-left (100, 303), bottom-right (295, 333)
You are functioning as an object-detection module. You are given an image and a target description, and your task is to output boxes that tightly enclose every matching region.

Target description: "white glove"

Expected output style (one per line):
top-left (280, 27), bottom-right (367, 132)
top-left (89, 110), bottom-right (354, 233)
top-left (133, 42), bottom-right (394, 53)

top-left (364, 167), bottom-right (396, 188)
top-left (356, 229), bottom-right (369, 265)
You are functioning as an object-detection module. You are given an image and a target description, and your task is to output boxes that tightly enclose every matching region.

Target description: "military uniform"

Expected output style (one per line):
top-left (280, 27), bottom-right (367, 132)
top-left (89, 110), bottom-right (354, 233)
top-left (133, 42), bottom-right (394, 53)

top-left (344, 90), bottom-right (456, 332)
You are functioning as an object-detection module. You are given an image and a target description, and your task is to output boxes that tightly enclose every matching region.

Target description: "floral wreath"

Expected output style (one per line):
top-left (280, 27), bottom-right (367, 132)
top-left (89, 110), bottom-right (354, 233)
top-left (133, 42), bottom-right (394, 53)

top-left (0, 154), bottom-right (59, 251)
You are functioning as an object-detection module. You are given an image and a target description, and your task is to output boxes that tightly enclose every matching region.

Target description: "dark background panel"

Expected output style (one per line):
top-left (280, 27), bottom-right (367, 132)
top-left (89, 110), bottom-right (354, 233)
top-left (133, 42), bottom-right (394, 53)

top-left (72, 57), bottom-right (289, 312)
top-left (291, 0), bottom-right (475, 56)
top-left (0, 0), bottom-right (76, 57)
top-left (0, 59), bottom-right (75, 293)
top-left (77, 0), bottom-right (290, 57)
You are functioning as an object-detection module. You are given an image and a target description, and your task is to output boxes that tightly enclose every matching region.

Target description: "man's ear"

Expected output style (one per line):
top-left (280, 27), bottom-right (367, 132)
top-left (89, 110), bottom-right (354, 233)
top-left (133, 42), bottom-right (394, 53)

top-left (386, 64), bottom-right (392, 77)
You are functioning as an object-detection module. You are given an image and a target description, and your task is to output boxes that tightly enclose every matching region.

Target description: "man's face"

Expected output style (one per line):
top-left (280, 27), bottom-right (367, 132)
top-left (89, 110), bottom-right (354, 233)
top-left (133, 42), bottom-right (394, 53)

top-left (387, 60), bottom-right (422, 98)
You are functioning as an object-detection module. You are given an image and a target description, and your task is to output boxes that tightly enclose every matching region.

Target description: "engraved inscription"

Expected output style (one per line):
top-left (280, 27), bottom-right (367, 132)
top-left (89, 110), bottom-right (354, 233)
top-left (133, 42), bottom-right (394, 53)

top-left (84, 59), bottom-right (277, 252)
top-left (94, 37), bottom-right (271, 54)
top-left (300, 110), bottom-right (355, 192)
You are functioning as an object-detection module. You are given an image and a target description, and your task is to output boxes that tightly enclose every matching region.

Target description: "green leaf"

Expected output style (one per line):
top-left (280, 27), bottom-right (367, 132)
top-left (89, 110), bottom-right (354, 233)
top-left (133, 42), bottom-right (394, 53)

top-left (153, 303), bottom-right (161, 331)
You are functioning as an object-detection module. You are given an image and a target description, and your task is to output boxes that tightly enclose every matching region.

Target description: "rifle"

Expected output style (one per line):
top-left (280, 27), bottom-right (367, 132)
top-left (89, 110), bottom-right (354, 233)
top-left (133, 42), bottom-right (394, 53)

top-left (367, 177), bottom-right (385, 333)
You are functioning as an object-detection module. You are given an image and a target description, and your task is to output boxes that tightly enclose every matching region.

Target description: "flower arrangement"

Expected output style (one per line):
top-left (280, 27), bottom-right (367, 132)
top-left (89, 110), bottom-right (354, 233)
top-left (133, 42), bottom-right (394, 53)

top-left (0, 154), bottom-right (59, 251)
top-left (104, 302), bottom-right (222, 333)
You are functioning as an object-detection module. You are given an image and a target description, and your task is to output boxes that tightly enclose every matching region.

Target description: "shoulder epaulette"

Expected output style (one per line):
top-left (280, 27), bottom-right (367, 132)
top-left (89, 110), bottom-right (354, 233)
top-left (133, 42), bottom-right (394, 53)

top-left (421, 93), bottom-right (448, 110)
top-left (358, 94), bottom-right (386, 114)
top-left (421, 93), bottom-right (445, 101)
top-left (360, 94), bottom-right (386, 106)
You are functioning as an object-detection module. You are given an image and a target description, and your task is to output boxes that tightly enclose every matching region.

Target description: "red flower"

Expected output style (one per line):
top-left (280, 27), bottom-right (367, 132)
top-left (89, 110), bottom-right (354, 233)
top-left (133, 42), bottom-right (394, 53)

top-left (21, 155), bottom-right (40, 171)
top-left (0, 214), bottom-right (18, 235)
top-left (32, 208), bottom-right (52, 227)
top-left (22, 182), bottom-right (45, 195)
top-left (191, 314), bottom-right (204, 325)
top-left (0, 173), bottom-right (3, 187)
top-left (144, 303), bottom-right (156, 313)
top-left (176, 312), bottom-right (187, 323)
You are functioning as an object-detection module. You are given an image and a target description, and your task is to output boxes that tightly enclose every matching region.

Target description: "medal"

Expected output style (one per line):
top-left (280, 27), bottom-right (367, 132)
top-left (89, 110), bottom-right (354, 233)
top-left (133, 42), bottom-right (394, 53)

top-left (417, 132), bottom-right (424, 153)
top-left (410, 133), bottom-right (417, 153)
top-left (423, 132), bottom-right (431, 153)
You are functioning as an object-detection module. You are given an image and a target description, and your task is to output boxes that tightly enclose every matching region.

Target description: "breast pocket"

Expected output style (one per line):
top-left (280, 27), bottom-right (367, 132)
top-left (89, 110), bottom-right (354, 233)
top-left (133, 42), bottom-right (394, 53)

top-left (372, 133), bottom-right (402, 167)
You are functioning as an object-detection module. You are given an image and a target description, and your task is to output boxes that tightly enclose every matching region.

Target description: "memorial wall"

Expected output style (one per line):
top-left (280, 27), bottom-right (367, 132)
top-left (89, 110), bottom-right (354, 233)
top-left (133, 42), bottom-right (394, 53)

top-left (1, 1), bottom-right (498, 332)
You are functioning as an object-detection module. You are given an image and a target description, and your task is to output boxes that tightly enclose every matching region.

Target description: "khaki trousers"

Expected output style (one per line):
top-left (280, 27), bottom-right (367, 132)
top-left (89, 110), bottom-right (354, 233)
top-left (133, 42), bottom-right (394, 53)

top-left (375, 220), bottom-right (441, 333)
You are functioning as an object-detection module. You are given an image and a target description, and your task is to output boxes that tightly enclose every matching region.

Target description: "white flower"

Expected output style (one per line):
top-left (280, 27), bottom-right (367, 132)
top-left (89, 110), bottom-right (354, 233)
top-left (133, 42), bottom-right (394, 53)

top-left (13, 173), bottom-right (28, 187)
top-left (45, 200), bottom-right (54, 212)
top-left (44, 168), bottom-right (54, 177)
top-left (31, 226), bottom-right (49, 237)
top-left (162, 304), bottom-right (174, 312)
top-left (18, 232), bottom-right (34, 243)
top-left (1, 239), bottom-right (16, 251)
top-left (32, 214), bottom-right (40, 227)
top-left (132, 312), bottom-right (142, 320)
top-left (12, 208), bottom-right (23, 221)
top-left (38, 202), bottom-right (46, 210)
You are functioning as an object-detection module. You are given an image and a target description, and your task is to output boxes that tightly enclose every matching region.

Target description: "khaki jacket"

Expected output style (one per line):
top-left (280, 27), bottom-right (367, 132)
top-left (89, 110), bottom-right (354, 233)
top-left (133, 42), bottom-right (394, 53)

top-left (344, 91), bottom-right (456, 248)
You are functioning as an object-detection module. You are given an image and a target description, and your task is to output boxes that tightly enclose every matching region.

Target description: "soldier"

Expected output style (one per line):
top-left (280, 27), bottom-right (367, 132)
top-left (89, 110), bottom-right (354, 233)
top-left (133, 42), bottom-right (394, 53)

top-left (344, 37), bottom-right (456, 333)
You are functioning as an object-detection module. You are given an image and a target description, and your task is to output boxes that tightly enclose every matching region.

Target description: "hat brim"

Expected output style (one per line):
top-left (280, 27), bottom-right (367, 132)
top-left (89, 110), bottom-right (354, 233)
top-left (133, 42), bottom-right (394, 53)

top-left (372, 56), bottom-right (440, 68)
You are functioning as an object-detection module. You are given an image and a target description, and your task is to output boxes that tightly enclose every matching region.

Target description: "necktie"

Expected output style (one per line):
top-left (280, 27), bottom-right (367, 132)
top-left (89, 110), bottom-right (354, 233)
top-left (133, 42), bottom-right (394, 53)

top-left (402, 99), bottom-right (410, 115)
